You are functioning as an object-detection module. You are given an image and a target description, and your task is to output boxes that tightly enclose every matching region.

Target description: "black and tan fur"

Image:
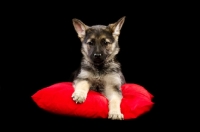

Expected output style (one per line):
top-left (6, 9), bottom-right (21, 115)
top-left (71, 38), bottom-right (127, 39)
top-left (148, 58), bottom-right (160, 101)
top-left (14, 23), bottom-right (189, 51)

top-left (72, 17), bottom-right (126, 120)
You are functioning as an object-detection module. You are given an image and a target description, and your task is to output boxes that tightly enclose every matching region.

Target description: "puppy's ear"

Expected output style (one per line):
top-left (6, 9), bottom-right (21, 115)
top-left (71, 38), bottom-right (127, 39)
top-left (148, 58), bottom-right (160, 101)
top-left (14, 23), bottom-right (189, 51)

top-left (72, 18), bottom-right (89, 38)
top-left (108, 16), bottom-right (126, 36)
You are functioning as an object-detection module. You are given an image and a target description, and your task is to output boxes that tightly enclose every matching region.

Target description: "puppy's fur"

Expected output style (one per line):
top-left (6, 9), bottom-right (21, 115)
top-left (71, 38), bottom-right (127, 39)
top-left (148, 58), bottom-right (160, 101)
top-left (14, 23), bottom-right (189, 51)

top-left (72, 17), bottom-right (126, 120)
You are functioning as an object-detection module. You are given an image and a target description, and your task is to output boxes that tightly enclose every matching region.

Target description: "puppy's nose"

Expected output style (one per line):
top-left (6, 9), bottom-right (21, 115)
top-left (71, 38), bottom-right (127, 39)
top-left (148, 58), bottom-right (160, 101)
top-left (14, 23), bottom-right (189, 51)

top-left (94, 53), bottom-right (101, 58)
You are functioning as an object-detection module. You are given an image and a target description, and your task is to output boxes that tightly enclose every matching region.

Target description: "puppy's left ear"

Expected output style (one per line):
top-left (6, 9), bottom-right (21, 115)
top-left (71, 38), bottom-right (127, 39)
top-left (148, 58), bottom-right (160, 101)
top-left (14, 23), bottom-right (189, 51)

top-left (108, 16), bottom-right (126, 36)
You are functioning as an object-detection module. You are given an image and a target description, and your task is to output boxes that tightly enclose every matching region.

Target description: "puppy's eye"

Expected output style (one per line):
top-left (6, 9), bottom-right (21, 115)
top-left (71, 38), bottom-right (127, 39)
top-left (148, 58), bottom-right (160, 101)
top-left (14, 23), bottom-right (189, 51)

top-left (103, 41), bottom-right (110, 45)
top-left (87, 41), bottom-right (94, 46)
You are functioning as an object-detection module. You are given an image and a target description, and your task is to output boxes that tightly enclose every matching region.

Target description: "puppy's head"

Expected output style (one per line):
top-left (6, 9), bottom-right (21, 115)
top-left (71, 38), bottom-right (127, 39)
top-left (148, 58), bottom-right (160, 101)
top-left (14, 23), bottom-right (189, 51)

top-left (72, 17), bottom-right (125, 65)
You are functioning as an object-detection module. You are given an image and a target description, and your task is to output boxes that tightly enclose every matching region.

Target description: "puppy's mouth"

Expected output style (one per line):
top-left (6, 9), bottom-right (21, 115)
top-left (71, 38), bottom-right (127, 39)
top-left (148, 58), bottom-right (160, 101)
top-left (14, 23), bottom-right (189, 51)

top-left (93, 58), bottom-right (104, 65)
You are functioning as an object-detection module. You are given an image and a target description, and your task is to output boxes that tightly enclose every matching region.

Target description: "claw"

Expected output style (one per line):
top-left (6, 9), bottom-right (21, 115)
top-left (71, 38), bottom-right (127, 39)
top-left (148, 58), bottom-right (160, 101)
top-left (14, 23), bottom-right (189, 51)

top-left (108, 113), bottom-right (124, 120)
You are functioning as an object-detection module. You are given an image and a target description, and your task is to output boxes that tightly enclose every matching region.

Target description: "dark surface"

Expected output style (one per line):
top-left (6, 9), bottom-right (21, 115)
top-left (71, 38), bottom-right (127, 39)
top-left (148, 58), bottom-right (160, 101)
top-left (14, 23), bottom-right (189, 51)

top-left (2, 2), bottom-right (182, 130)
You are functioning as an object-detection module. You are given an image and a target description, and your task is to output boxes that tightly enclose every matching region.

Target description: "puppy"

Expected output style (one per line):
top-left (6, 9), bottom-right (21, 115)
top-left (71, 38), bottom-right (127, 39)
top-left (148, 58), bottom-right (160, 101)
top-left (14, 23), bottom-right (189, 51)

top-left (72, 17), bottom-right (126, 120)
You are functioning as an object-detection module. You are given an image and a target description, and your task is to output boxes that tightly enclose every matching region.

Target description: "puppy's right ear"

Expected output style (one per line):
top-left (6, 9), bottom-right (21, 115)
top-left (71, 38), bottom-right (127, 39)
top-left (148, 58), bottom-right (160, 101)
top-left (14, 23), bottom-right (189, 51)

top-left (72, 18), bottom-right (88, 38)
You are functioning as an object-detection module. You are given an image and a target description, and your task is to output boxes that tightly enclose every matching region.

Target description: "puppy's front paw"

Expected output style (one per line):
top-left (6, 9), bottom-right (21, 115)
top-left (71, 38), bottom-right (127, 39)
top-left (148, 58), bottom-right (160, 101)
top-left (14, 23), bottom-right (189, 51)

top-left (72, 90), bottom-right (87, 103)
top-left (108, 111), bottom-right (124, 120)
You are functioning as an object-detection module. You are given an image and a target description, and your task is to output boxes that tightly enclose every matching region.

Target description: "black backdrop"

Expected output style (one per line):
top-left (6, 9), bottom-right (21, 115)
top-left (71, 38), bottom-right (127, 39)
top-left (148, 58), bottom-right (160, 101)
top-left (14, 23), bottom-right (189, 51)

top-left (2, 2), bottom-right (180, 130)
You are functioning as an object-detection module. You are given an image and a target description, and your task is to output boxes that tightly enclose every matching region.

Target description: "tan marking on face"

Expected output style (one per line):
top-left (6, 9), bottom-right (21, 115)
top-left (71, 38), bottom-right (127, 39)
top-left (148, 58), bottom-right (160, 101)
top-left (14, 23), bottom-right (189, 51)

top-left (85, 35), bottom-right (96, 51)
top-left (106, 40), bottom-right (117, 54)
top-left (105, 38), bottom-right (111, 43)
top-left (113, 35), bottom-right (119, 41)
top-left (99, 35), bottom-right (107, 40)
top-left (80, 37), bottom-right (84, 42)
top-left (86, 35), bottom-right (95, 43)
top-left (82, 43), bottom-right (89, 54)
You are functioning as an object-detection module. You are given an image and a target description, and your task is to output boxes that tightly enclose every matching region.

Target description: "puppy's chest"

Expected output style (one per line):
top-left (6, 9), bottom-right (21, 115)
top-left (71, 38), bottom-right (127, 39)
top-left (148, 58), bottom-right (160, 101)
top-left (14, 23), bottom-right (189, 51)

top-left (90, 70), bottom-right (105, 92)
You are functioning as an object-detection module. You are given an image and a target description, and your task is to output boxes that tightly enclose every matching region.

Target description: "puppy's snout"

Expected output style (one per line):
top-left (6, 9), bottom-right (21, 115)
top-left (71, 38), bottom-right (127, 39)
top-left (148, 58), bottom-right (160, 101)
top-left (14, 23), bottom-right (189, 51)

top-left (94, 53), bottom-right (101, 58)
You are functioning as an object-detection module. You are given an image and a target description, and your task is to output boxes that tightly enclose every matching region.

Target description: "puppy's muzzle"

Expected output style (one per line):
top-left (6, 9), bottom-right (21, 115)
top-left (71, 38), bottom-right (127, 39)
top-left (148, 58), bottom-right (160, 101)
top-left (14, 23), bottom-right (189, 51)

top-left (92, 53), bottom-right (104, 65)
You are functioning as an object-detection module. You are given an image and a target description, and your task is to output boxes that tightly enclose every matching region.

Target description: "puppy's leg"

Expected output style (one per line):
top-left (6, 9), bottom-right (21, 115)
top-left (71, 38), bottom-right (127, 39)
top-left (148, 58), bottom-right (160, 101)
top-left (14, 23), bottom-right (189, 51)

top-left (72, 80), bottom-right (90, 103)
top-left (104, 74), bottom-right (123, 120)
top-left (107, 90), bottom-right (123, 120)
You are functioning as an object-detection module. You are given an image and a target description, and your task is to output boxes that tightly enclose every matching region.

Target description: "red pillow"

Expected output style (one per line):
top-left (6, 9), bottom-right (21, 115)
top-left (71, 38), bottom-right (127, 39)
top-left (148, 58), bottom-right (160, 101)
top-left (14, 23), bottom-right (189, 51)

top-left (31, 82), bottom-right (154, 120)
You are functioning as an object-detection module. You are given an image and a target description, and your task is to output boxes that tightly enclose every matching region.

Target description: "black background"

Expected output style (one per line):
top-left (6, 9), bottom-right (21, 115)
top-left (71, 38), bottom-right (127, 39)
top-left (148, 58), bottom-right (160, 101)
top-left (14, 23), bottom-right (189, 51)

top-left (2, 2), bottom-right (183, 130)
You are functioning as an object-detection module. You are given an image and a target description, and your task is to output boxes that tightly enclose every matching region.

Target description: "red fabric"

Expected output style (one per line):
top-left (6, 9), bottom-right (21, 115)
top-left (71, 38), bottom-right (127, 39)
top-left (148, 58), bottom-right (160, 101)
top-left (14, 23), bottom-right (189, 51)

top-left (32, 82), bottom-right (154, 120)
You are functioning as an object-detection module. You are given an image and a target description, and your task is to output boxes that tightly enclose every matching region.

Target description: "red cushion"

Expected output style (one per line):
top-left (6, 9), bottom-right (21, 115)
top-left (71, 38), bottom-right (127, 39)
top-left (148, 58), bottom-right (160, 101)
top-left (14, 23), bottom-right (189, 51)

top-left (31, 82), bottom-right (154, 120)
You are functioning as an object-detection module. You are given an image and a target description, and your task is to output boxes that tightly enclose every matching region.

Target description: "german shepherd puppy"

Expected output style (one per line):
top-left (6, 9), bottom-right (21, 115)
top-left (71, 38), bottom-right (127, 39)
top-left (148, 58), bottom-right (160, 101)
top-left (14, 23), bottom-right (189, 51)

top-left (72, 17), bottom-right (126, 120)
